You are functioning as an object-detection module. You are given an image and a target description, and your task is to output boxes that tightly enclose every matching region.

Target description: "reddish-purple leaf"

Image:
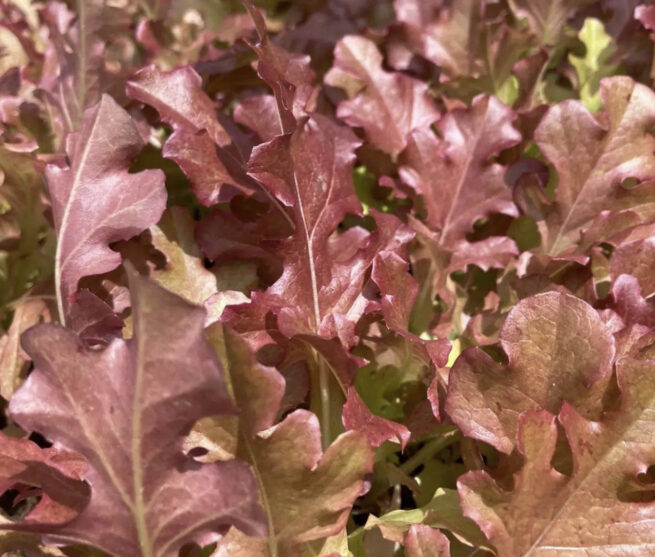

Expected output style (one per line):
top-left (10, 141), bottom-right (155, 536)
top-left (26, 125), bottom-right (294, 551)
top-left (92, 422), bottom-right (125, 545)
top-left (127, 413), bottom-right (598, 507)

top-left (202, 325), bottom-right (374, 556)
top-left (610, 236), bottom-right (655, 297)
top-left (446, 291), bottom-right (615, 452)
top-left (392, 0), bottom-right (479, 75)
top-left (459, 356), bottom-right (655, 557)
top-left (241, 0), bottom-right (316, 133)
top-left (126, 65), bottom-right (258, 206)
top-left (8, 273), bottom-right (265, 556)
top-left (226, 114), bottom-right (413, 341)
top-left (67, 289), bottom-right (123, 347)
top-left (0, 431), bottom-right (88, 527)
top-left (126, 65), bottom-right (231, 146)
top-left (325, 35), bottom-right (439, 156)
top-left (400, 96), bottom-right (520, 248)
top-left (534, 77), bottom-right (655, 257)
top-left (343, 386), bottom-right (411, 449)
top-left (372, 251), bottom-right (418, 332)
top-left (46, 94), bottom-right (166, 323)
top-left (234, 94), bottom-right (283, 142)
top-left (610, 274), bottom-right (655, 329)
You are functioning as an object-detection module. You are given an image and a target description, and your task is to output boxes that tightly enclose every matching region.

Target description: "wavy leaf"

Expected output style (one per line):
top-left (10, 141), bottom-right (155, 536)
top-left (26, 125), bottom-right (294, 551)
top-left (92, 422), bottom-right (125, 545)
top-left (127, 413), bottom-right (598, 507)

top-left (6, 273), bottom-right (265, 556)
top-left (46, 94), bottom-right (166, 323)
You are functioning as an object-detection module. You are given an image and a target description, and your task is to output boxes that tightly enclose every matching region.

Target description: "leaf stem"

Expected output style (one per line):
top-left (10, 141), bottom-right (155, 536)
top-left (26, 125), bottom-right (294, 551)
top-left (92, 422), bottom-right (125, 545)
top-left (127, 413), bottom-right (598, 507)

top-left (460, 438), bottom-right (484, 471)
top-left (318, 357), bottom-right (331, 450)
top-left (400, 430), bottom-right (460, 474)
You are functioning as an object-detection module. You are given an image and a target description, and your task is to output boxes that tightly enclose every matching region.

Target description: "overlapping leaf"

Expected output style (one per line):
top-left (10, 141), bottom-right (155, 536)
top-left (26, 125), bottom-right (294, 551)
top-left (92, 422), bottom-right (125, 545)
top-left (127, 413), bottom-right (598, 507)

top-left (446, 291), bottom-right (615, 452)
top-left (6, 2), bottom-right (655, 557)
top-left (227, 113), bottom-right (411, 340)
top-left (325, 35), bottom-right (439, 156)
top-left (203, 325), bottom-right (373, 557)
top-left (531, 77), bottom-right (655, 257)
top-left (126, 65), bottom-right (256, 205)
top-left (459, 369), bottom-right (655, 556)
top-left (0, 431), bottom-right (89, 527)
top-left (46, 94), bottom-right (166, 322)
top-left (5, 274), bottom-right (265, 556)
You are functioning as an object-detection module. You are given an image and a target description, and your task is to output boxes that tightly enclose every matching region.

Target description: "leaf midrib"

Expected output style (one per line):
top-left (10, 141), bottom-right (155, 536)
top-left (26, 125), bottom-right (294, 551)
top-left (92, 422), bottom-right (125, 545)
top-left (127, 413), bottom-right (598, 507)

top-left (521, 363), bottom-right (654, 556)
top-left (54, 99), bottom-right (105, 325)
top-left (546, 93), bottom-right (632, 255)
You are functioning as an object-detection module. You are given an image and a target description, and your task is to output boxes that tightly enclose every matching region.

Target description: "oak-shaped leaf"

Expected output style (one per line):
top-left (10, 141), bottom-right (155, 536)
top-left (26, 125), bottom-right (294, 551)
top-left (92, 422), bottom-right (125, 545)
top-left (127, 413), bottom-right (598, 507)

top-left (6, 273), bottom-right (266, 556)
top-left (203, 325), bottom-right (374, 557)
top-left (532, 76), bottom-right (655, 257)
top-left (126, 65), bottom-right (256, 206)
top-left (459, 366), bottom-right (655, 557)
top-left (446, 291), bottom-right (615, 453)
top-left (400, 95), bottom-right (520, 250)
top-left (226, 113), bottom-right (412, 341)
top-left (398, 95), bottom-right (519, 327)
top-left (46, 94), bottom-right (166, 322)
top-left (325, 35), bottom-right (439, 157)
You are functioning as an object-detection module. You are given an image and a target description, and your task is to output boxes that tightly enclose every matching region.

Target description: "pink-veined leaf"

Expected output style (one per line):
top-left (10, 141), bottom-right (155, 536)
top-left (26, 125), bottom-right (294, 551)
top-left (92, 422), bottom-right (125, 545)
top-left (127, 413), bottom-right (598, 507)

top-left (6, 273), bottom-right (266, 556)
top-left (46, 94), bottom-right (166, 323)
top-left (533, 77), bottom-right (655, 257)
top-left (226, 114), bottom-right (412, 340)
top-left (400, 95), bottom-right (521, 249)
top-left (459, 365), bottom-right (655, 557)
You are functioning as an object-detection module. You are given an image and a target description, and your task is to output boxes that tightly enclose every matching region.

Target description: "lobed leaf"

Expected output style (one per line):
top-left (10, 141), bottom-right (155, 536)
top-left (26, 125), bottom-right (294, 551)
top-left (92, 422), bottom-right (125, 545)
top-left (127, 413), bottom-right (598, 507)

top-left (325, 35), bottom-right (439, 156)
top-left (533, 77), bottom-right (655, 257)
top-left (446, 291), bottom-right (615, 453)
top-left (206, 325), bottom-right (374, 557)
top-left (46, 94), bottom-right (166, 322)
top-left (6, 273), bottom-right (265, 556)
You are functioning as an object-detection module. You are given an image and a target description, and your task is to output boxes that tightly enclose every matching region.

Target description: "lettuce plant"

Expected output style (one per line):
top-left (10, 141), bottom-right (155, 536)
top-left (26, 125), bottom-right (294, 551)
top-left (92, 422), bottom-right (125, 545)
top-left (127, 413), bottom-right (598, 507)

top-left (2, 1), bottom-right (655, 556)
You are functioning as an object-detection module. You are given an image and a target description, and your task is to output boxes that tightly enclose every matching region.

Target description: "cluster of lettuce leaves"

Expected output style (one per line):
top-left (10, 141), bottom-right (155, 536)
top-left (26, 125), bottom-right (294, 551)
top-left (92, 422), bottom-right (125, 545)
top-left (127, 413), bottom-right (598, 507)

top-left (4, 0), bottom-right (655, 555)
